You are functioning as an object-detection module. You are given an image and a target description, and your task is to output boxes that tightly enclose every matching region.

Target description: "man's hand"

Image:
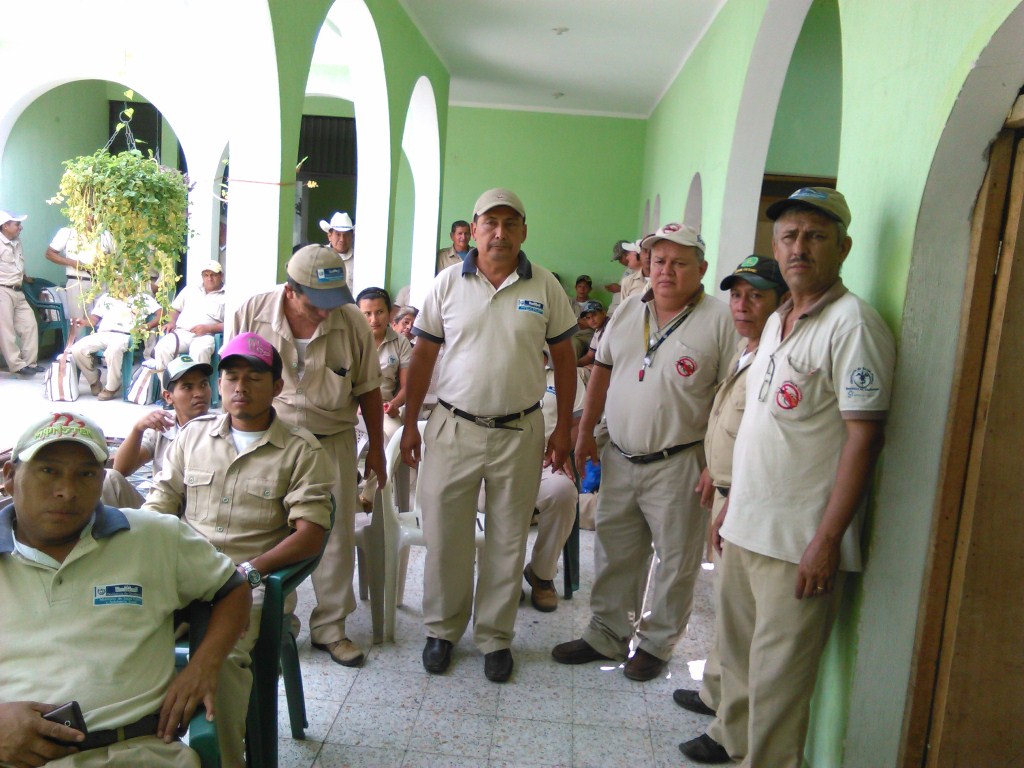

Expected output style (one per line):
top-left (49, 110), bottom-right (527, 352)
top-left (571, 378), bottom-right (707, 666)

top-left (364, 445), bottom-right (387, 489)
top-left (543, 423), bottom-right (571, 472)
top-left (0, 701), bottom-right (83, 767)
top-left (157, 656), bottom-right (219, 742)
top-left (187, 323), bottom-right (216, 336)
top-left (795, 534), bottom-right (840, 599)
top-left (604, 282), bottom-right (621, 293)
top-left (382, 400), bottom-right (397, 417)
top-left (165, 321), bottom-right (177, 333)
top-left (401, 424), bottom-right (422, 469)
top-left (23, 275), bottom-right (34, 284)
top-left (711, 498), bottom-right (729, 555)
top-left (695, 467), bottom-right (715, 511)
top-left (136, 410), bottom-right (175, 434)
top-left (574, 431), bottom-right (598, 477)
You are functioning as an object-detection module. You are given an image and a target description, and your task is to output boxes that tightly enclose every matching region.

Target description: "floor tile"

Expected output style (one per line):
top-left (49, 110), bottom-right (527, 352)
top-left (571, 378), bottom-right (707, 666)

top-left (408, 710), bottom-right (495, 759)
top-left (572, 687), bottom-right (648, 729)
top-left (315, 743), bottom-right (407, 767)
top-left (496, 682), bottom-right (573, 724)
top-left (489, 716), bottom-right (573, 766)
top-left (324, 703), bottom-right (416, 750)
top-left (422, 674), bottom-right (500, 717)
top-left (572, 723), bottom-right (654, 768)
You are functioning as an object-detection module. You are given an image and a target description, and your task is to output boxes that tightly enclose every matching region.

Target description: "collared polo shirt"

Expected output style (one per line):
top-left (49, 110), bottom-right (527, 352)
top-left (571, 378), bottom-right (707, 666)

top-left (49, 227), bottom-right (115, 278)
top-left (231, 285), bottom-right (383, 435)
top-left (722, 280), bottom-right (896, 571)
top-left (0, 233), bottom-right (24, 285)
top-left (0, 503), bottom-right (237, 730)
top-left (541, 367), bottom-right (587, 441)
top-left (92, 293), bottom-right (160, 332)
top-left (144, 411), bottom-right (333, 564)
top-left (171, 283), bottom-right (226, 330)
top-left (413, 249), bottom-right (577, 415)
top-left (596, 289), bottom-right (737, 455)
top-left (376, 326), bottom-right (412, 402)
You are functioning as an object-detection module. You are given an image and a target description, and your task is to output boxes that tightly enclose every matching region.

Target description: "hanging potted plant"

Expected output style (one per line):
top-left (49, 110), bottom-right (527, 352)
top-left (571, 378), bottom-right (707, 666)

top-left (48, 97), bottom-right (191, 346)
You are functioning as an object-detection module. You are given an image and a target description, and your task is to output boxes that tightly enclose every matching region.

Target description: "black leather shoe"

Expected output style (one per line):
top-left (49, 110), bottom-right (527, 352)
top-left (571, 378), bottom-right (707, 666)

top-left (484, 648), bottom-right (514, 682)
top-left (673, 688), bottom-right (716, 716)
top-left (422, 637), bottom-right (453, 674)
top-left (551, 638), bottom-right (613, 665)
top-left (678, 734), bottom-right (731, 764)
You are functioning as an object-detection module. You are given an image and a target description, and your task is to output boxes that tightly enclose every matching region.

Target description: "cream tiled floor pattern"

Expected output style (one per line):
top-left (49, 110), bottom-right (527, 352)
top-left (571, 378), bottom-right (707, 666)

top-left (0, 375), bottom-right (717, 768)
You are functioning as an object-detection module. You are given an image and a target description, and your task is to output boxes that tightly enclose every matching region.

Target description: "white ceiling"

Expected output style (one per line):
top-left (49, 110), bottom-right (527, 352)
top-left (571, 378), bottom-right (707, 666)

top-left (398, 0), bottom-right (726, 119)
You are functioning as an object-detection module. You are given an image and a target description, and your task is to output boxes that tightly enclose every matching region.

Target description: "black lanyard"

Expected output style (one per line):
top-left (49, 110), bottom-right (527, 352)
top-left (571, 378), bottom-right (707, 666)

top-left (639, 302), bottom-right (694, 381)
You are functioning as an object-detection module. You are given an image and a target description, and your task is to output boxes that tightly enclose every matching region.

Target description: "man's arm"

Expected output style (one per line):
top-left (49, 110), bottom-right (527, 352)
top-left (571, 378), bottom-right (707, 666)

top-left (248, 519), bottom-right (326, 577)
top-left (157, 580), bottom-right (251, 741)
top-left (545, 338), bottom-right (577, 471)
top-left (112, 413), bottom-right (169, 476)
top-left (400, 338), bottom-right (441, 468)
top-left (385, 367), bottom-right (409, 415)
top-left (164, 309), bottom-right (181, 333)
top-left (0, 701), bottom-right (85, 766)
top-left (358, 387), bottom-right (386, 487)
top-left (186, 321), bottom-right (224, 336)
top-left (574, 363), bottom-right (610, 475)
top-left (44, 247), bottom-right (77, 270)
top-left (795, 419), bottom-right (886, 599)
top-left (142, 436), bottom-right (187, 515)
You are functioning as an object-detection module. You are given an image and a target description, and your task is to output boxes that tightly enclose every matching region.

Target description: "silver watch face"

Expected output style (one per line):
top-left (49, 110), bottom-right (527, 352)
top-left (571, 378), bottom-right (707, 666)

top-left (245, 567), bottom-right (261, 587)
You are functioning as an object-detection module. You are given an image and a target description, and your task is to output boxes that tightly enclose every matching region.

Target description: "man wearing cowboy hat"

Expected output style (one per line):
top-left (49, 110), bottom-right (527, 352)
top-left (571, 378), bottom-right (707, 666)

top-left (320, 211), bottom-right (355, 288)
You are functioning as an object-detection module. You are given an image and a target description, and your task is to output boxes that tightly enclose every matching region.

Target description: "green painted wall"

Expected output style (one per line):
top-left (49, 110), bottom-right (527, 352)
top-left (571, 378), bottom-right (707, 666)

top-left (764, 0), bottom-right (841, 178)
top-left (389, 150), bottom-right (414, 294)
top-left (0, 80), bottom-right (111, 284)
top-left (440, 106), bottom-right (645, 307)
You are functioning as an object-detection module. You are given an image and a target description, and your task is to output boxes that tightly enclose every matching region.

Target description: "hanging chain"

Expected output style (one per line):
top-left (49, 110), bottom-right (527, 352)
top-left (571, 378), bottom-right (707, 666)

top-left (103, 104), bottom-right (138, 152)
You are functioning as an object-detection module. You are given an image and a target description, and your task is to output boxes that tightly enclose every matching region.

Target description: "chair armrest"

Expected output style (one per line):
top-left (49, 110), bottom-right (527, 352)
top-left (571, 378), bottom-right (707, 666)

top-left (188, 705), bottom-right (220, 768)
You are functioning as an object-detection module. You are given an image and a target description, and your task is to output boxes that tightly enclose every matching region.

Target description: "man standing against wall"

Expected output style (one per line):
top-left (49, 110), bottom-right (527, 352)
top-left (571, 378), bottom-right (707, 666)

top-left (679, 188), bottom-right (895, 766)
top-left (435, 219), bottom-right (472, 273)
top-left (0, 210), bottom-right (40, 378)
top-left (401, 188), bottom-right (578, 682)
top-left (320, 211), bottom-right (356, 287)
top-left (44, 221), bottom-right (115, 322)
top-left (231, 244), bottom-right (384, 668)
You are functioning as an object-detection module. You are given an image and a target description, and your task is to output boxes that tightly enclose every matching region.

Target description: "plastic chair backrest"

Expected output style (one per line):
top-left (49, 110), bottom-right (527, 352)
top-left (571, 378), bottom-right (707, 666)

top-left (22, 278), bottom-right (69, 348)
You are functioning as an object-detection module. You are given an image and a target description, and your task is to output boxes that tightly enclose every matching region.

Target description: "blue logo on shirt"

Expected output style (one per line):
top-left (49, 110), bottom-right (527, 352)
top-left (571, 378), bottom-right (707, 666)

top-left (94, 584), bottom-right (143, 606)
top-left (517, 299), bottom-right (544, 315)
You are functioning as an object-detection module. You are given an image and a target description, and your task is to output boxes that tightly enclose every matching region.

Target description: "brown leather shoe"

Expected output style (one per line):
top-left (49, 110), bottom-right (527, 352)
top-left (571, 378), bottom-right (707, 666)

top-left (89, 381), bottom-right (103, 396)
top-left (524, 564), bottom-right (558, 612)
top-left (623, 648), bottom-right (666, 681)
top-left (312, 638), bottom-right (365, 667)
top-left (551, 638), bottom-right (613, 665)
top-left (97, 387), bottom-right (121, 401)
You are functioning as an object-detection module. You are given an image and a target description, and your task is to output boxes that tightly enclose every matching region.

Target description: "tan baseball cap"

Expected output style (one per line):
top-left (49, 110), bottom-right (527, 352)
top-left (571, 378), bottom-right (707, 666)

top-left (13, 412), bottom-right (108, 463)
top-left (473, 188), bottom-right (525, 219)
top-left (765, 187), bottom-right (851, 228)
top-left (286, 245), bottom-right (355, 309)
top-left (200, 260), bottom-right (223, 274)
top-left (640, 223), bottom-right (706, 255)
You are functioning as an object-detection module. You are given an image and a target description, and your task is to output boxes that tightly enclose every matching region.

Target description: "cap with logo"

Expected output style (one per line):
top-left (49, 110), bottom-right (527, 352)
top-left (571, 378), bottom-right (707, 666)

top-left (579, 300), bottom-right (604, 317)
top-left (318, 211), bottom-right (354, 233)
top-left (720, 255), bottom-right (789, 293)
top-left (163, 354), bottom-right (214, 390)
top-left (219, 332), bottom-right (276, 371)
top-left (286, 244), bottom-right (355, 309)
top-left (640, 223), bottom-right (706, 255)
top-left (0, 210), bottom-right (27, 226)
top-left (765, 187), bottom-right (851, 229)
top-left (575, 274), bottom-right (593, 286)
top-left (473, 188), bottom-right (526, 219)
top-left (13, 412), bottom-right (108, 463)
top-left (199, 260), bottom-right (223, 274)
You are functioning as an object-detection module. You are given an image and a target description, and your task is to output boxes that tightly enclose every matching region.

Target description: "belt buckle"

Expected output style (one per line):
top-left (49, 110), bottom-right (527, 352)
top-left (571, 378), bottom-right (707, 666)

top-left (475, 416), bottom-right (496, 428)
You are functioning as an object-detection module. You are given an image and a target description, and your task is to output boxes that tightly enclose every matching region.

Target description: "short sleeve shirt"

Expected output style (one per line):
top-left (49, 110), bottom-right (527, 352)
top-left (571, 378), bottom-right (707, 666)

top-left (0, 233), bottom-right (24, 285)
top-left (50, 228), bottom-right (115, 278)
top-left (92, 293), bottom-right (160, 333)
top-left (231, 286), bottom-right (383, 435)
top-left (597, 290), bottom-right (737, 454)
top-left (376, 326), bottom-right (412, 402)
top-left (413, 250), bottom-right (578, 414)
top-left (172, 284), bottom-right (226, 330)
top-left (721, 281), bottom-right (897, 572)
top-left (540, 367), bottom-right (587, 441)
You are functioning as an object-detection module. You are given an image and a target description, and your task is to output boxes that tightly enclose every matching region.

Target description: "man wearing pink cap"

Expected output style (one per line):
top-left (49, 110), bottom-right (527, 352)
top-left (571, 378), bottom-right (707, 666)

top-left (230, 245), bottom-right (384, 668)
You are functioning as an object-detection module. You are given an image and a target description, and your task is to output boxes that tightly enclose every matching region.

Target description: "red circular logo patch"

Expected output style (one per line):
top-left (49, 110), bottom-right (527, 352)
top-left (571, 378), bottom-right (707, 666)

top-left (776, 381), bottom-right (802, 410)
top-left (676, 356), bottom-right (697, 377)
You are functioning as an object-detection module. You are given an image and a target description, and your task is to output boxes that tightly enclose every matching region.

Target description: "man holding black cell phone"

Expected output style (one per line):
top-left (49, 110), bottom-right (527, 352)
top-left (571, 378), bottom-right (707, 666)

top-left (0, 412), bottom-right (251, 767)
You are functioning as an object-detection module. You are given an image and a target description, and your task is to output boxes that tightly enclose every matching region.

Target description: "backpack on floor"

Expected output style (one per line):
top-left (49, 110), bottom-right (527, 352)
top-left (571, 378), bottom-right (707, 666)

top-left (127, 359), bottom-right (161, 405)
top-left (43, 337), bottom-right (79, 402)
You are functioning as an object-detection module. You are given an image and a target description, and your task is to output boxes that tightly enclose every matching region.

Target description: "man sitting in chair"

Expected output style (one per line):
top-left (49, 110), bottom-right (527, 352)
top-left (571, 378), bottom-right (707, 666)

top-left (151, 261), bottom-right (225, 371)
top-left (143, 332), bottom-right (334, 766)
top-left (0, 412), bottom-right (251, 767)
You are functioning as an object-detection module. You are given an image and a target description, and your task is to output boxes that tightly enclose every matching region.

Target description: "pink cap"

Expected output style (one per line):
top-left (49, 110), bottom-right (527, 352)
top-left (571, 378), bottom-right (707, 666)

top-left (219, 332), bottom-right (275, 368)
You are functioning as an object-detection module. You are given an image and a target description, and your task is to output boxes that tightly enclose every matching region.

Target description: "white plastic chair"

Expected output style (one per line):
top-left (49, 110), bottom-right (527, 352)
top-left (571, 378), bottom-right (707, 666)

top-left (382, 421), bottom-right (485, 642)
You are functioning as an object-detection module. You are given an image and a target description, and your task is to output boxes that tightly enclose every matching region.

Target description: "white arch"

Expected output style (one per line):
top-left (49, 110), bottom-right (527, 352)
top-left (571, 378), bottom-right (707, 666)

top-left (308, 0), bottom-right (390, 294)
top-left (717, 0), bottom-right (814, 285)
top-left (401, 76), bottom-right (441, 309)
top-left (683, 173), bottom-right (703, 232)
top-left (653, 194), bottom-right (662, 229)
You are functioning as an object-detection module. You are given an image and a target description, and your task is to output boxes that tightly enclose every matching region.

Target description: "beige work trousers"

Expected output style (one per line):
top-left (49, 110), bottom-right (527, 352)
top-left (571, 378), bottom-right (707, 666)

top-left (419, 406), bottom-right (544, 653)
top-left (153, 330), bottom-right (216, 369)
top-left (0, 285), bottom-right (38, 372)
top-left (72, 331), bottom-right (131, 391)
top-left (529, 465), bottom-right (578, 580)
top-left (698, 492), bottom-right (727, 712)
top-left (101, 469), bottom-right (145, 509)
top-left (215, 602), bottom-right (263, 768)
top-left (46, 736), bottom-right (198, 767)
top-left (582, 444), bottom-right (707, 662)
top-left (707, 542), bottom-right (845, 767)
top-left (309, 429), bottom-right (358, 646)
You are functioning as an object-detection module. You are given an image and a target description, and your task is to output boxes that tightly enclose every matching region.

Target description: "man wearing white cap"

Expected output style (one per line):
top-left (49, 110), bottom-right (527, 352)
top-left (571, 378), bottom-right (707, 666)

top-left (320, 211), bottom-right (356, 288)
top-left (605, 239), bottom-right (642, 316)
top-left (44, 221), bottom-right (115, 323)
top-left (151, 260), bottom-right (226, 370)
top-left (0, 210), bottom-right (41, 378)
top-left (553, 223), bottom-right (737, 682)
top-left (401, 187), bottom-right (578, 682)
top-left (230, 244), bottom-right (384, 668)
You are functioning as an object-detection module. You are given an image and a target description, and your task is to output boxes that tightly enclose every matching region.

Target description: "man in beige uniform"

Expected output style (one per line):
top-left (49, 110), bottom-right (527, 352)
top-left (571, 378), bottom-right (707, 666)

top-left (145, 332), bottom-right (333, 766)
top-left (0, 210), bottom-right (41, 378)
top-left (672, 255), bottom-right (787, 718)
top-left (435, 219), bottom-right (471, 273)
top-left (320, 211), bottom-right (356, 287)
top-left (401, 188), bottom-right (578, 682)
top-left (553, 223), bottom-right (737, 681)
top-left (231, 245), bottom-right (384, 668)
top-left (680, 188), bottom-right (896, 766)
top-left (44, 224), bottom-right (115, 322)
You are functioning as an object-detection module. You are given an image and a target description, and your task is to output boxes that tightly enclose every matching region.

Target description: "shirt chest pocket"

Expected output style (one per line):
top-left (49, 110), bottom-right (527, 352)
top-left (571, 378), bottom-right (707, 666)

top-left (662, 340), bottom-right (715, 392)
top-left (767, 355), bottom-right (829, 422)
top-left (183, 469), bottom-right (215, 522)
top-left (244, 477), bottom-right (290, 530)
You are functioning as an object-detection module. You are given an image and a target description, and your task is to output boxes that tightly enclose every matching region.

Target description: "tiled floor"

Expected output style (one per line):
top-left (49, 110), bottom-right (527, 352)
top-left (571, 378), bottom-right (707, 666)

top-left (1, 374), bottom-right (718, 768)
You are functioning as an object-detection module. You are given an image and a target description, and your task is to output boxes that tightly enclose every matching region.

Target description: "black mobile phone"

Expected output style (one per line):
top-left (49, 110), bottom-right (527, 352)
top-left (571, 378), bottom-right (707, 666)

top-left (42, 701), bottom-right (88, 744)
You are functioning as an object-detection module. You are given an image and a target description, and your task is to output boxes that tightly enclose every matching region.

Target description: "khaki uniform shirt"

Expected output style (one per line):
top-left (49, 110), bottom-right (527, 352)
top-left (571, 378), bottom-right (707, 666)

top-left (144, 412), bottom-right (333, 564)
top-left (0, 233), bottom-right (24, 285)
top-left (597, 289), bottom-right (737, 455)
top-left (377, 326), bottom-right (412, 402)
top-left (436, 246), bottom-right (465, 273)
top-left (722, 280), bottom-right (896, 571)
top-left (172, 283), bottom-right (226, 330)
top-left (704, 340), bottom-right (752, 488)
top-left (231, 286), bottom-right (382, 436)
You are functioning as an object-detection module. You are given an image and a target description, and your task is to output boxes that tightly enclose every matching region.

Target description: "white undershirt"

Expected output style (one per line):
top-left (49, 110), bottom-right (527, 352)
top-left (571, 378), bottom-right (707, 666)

top-left (230, 428), bottom-right (266, 454)
top-left (738, 347), bottom-right (755, 372)
top-left (295, 338), bottom-right (311, 378)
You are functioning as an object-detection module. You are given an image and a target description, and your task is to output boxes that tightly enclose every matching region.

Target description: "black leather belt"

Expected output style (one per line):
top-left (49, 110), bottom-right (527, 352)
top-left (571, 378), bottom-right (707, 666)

top-left (716, 486), bottom-right (730, 498)
top-left (612, 440), bottom-right (701, 465)
top-left (0, 283), bottom-right (22, 291)
top-left (439, 399), bottom-right (541, 430)
top-left (79, 713), bottom-right (161, 751)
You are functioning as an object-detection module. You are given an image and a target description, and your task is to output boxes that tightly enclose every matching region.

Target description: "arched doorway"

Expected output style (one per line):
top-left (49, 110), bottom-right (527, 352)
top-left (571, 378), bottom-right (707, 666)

top-left (683, 172), bottom-right (703, 233)
top-left (399, 76), bottom-right (440, 309)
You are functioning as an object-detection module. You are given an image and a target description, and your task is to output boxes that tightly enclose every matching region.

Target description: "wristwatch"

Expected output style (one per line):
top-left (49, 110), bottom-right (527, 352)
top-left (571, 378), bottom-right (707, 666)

top-left (239, 561), bottom-right (262, 589)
